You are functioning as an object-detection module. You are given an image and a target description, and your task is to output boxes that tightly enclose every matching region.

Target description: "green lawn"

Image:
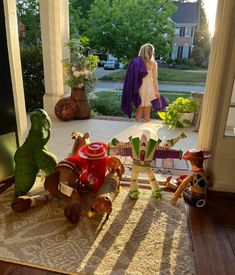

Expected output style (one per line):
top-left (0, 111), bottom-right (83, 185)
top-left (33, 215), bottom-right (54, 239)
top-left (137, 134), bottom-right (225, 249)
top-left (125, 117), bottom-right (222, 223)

top-left (100, 68), bottom-right (207, 84)
top-left (90, 90), bottom-right (193, 118)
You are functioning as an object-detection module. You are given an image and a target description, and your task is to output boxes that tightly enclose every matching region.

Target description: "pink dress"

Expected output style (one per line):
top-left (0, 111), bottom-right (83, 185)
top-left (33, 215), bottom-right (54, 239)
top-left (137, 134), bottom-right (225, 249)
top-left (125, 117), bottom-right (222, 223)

top-left (139, 69), bottom-right (155, 107)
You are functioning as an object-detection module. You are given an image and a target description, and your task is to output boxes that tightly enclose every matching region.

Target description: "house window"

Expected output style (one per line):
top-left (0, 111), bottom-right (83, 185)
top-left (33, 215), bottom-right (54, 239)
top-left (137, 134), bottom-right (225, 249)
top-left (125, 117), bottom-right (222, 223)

top-left (172, 44), bottom-right (178, 59)
top-left (182, 44), bottom-right (189, 58)
top-left (175, 27), bottom-right (180, 38)
top-left (188, 46), bottom-right (192, 58)
top-left (177, 46), bottom-right (183, 58)
top-left (180, 27), bottom-right (185, 37)
top-left (191, 27), bottom-right (194, 37)
top-left (185, 26), bottom-right (192, 37)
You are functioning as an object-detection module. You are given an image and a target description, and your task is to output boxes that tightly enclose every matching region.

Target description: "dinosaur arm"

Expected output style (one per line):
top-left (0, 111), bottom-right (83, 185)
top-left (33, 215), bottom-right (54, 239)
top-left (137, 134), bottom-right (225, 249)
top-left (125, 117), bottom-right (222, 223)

top-left (35, 149), bottom-right (57, 176)
top-left (42, 128), bottom-right (50, 144)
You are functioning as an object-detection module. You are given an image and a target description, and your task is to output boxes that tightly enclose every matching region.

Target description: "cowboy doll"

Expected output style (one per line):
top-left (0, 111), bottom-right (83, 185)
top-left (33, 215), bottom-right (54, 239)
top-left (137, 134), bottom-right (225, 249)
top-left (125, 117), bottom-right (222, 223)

top-left (171, 149), bottom-right (210, 207)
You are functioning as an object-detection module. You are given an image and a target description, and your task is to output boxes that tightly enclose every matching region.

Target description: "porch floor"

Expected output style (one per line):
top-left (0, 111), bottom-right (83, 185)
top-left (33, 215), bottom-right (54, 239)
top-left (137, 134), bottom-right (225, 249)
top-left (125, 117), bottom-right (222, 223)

top-left (5, 118), bottom-right (235, 274)
top-left (46, 117), bottom-right (198, 166)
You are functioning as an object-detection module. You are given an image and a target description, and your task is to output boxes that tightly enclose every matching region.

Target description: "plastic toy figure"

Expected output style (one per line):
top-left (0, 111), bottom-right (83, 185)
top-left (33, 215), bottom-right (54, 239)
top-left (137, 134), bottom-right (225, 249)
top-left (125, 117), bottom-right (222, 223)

top-left (88, 157), bottom-right (125, 221)
top-left (108, 128), bottom-right (186, 200)
top-left (171, 149), bottom-right (210, 207)
top-left (13, 109), bottom-right (57, 198)
top-left (128, 128), bottom-right (162, 199)
top-left (11, 131), bottom-right (90, 221)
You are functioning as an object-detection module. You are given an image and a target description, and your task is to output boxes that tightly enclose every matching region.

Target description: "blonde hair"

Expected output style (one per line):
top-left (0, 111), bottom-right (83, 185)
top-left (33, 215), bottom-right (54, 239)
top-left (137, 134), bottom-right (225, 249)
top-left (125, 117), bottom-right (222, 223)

top-left (138, 43), bottom-right (155, 63)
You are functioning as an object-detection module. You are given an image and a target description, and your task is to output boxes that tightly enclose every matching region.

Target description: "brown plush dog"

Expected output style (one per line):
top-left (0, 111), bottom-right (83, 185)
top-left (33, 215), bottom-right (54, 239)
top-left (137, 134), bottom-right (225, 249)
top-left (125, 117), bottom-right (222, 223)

top-left (88, 157), bottom-right (125, 221)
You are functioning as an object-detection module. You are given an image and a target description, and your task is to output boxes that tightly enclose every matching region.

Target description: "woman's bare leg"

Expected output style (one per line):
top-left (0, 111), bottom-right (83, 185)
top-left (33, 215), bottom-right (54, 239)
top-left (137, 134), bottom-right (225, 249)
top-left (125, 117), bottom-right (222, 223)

top-left (143, 106), bottom-right (152, 122)
top-left (135, 106), bottom-right (143, 122)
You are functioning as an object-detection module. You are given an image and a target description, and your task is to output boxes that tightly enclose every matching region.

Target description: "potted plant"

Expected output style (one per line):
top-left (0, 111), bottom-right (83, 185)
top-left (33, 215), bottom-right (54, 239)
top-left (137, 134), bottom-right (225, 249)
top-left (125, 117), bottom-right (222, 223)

top-left (55, 37), bottom-right (99, 121)
top-left (159, 97), bottom-right (199, 128)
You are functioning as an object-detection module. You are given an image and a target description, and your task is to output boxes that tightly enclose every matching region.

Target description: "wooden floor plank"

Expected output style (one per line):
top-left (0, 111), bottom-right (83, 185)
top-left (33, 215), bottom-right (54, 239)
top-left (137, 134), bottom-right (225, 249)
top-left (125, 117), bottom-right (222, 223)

top-left (211, 197), bottom-right (235, 228)
top-left (186, 200), bottom-right (235, 275)
top-left (226, 227), bottom-right (235, 255)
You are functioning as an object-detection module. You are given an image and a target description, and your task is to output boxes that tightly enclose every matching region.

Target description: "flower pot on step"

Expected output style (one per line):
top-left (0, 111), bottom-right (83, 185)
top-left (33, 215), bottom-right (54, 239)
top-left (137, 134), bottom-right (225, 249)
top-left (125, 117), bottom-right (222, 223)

top-left (178, 112), bottom-right (195, 127)
top-left (70, 88), bottom-right (91, 119)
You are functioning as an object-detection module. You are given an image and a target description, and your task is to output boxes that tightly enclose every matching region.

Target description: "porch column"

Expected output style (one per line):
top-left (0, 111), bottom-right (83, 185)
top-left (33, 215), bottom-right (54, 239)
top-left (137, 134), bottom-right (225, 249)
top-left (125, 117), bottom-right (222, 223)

top-left (3, 0), bottom-right (27, 145)
top-left (61, 0), bottom-right (70, 95)
top-left (39, 0), bottom-right (70, 117)
top-left (198, 0), bottom-right (235, 191)
top-left (198, 0), bottom-right (234, 150)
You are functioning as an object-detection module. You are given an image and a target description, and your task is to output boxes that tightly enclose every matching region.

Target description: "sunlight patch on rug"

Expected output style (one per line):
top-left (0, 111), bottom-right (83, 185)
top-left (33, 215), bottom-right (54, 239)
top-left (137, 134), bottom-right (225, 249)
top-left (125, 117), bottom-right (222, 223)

top-left (0, 182), bottom-right (195, 275)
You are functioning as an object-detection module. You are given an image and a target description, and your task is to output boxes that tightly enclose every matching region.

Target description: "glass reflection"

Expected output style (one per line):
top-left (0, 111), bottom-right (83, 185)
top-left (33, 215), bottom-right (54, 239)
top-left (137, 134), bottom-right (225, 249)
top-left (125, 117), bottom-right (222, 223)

top-left (224, 81), bottom-right (235, 137)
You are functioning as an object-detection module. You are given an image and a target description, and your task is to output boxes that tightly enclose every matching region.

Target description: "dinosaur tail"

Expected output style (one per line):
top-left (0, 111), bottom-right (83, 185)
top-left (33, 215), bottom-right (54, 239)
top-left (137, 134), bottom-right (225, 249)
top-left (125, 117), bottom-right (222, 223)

top-left (0, 176), bottom-right (15, 194)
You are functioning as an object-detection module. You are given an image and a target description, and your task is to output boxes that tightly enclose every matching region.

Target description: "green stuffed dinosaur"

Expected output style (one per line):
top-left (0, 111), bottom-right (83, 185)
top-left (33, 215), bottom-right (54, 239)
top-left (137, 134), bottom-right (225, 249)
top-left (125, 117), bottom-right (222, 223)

top-left (14, 109), bottom-right (57, 198)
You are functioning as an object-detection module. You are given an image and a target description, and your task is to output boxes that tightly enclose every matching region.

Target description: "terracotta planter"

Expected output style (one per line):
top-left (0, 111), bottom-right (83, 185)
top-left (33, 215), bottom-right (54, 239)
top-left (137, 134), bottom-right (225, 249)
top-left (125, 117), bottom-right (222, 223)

top-left (178, 112), bottom-right (195, 127)
top-left (70, 88), bottom-right (91, 120)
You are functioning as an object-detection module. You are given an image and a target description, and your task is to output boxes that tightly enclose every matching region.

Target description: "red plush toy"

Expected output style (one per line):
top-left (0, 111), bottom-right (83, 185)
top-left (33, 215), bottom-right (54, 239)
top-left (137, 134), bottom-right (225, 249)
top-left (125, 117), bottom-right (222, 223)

top-left (68, 142), bottom-right (108, 193)
top-left (11, 131), bottom-right (122, 224)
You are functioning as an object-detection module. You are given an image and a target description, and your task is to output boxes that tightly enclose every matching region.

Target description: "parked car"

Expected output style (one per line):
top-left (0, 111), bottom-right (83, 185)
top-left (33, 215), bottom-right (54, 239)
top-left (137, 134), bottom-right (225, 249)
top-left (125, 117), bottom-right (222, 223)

top-left (99, 59), bottom-right (107, 67)
top-left (94, 53), bottom-right (108, 67)
top-left (104, 59), bottom-right (119, 70)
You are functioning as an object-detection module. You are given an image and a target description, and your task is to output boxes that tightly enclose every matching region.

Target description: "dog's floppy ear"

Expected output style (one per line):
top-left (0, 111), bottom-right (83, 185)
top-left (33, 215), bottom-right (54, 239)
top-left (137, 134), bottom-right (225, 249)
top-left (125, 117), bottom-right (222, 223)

top-left (83, 132), bottom-right (89, 139)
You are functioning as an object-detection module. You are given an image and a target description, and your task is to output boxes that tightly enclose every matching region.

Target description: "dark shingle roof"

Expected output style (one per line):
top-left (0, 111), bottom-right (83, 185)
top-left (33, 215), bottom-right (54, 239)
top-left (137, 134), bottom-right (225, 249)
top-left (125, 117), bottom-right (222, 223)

top-left (172, 2), bottom-right (198, 24)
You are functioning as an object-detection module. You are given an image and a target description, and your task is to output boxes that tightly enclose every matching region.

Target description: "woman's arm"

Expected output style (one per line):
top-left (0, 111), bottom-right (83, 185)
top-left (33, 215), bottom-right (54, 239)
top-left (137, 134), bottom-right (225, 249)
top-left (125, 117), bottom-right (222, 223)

top-left (152, 61), bottom-right (159, 98)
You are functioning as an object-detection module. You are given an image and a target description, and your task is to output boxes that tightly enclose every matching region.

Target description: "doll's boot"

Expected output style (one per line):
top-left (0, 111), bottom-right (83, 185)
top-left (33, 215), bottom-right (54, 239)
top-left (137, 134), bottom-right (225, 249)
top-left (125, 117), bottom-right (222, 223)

top-left (152, 189), bottom-right (161, 199)
top-left (128, 189), bottom-right (140, 200)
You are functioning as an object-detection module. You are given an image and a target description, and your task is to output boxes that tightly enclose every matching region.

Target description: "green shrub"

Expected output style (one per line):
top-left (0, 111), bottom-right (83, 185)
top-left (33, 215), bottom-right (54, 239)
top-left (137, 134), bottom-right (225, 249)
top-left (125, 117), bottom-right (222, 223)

top-left (89, 92), bottom-right (124, 117)
top-left (171, 58), bottom-right (195, 70)
top-left (192, 47), bottom-right (205, 67)
top-left (90, 91), bottom-right (193, 119)
top-left (20, 45), bottom-right (45, 111)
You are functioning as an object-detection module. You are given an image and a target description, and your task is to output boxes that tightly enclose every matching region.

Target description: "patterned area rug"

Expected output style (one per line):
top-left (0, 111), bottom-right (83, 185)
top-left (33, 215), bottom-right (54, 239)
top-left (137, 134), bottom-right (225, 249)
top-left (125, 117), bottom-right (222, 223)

top-left (0, 181), bottom-right (195, 275)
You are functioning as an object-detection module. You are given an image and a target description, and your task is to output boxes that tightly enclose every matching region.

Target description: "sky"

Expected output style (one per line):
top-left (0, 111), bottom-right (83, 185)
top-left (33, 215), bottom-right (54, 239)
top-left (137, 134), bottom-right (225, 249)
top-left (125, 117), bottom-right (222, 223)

top-left (203, 0), bottom-right (218, 35)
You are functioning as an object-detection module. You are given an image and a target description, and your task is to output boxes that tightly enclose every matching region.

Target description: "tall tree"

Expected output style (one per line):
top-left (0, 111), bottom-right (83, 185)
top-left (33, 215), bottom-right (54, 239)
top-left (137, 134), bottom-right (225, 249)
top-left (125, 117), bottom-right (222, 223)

top-left (84, 0), bottom-right (176, 62)
top-left (69, 0), bottom-right (82, 38)
top-left (193, 0), bottom-right (211, 62)
top-left (69, 0), bottom-right (94, 37)
top-left (17, 0), bottom-right (40, 46)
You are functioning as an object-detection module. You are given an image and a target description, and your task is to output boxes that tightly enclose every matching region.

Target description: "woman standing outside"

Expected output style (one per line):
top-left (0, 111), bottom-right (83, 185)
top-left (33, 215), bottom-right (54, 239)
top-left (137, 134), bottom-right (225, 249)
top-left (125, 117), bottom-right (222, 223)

top-left (135, 43), bottom-right (160, 122)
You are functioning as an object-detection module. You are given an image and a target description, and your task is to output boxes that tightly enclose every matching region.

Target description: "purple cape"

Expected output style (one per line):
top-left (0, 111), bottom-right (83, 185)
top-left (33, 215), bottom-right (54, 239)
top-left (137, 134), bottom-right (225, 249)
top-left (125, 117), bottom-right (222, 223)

top-left (121, 57), bottom-right (147, 118)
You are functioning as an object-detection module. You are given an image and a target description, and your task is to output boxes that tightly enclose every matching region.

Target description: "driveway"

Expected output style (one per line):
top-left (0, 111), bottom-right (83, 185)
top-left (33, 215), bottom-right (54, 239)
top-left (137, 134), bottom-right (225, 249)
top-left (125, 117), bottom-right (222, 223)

top-left (94, 67), bottom-right (122, 79)
top-left (94, 67), bottom-right (205, 93)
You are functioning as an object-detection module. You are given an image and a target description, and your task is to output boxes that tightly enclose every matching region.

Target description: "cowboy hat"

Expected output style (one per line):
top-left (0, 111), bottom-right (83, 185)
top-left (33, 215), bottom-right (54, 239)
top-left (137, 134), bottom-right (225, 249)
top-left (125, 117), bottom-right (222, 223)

top-left (183, 149), bottom-right (211, 161)
top-left (79, 142), bottom-right (107, 160)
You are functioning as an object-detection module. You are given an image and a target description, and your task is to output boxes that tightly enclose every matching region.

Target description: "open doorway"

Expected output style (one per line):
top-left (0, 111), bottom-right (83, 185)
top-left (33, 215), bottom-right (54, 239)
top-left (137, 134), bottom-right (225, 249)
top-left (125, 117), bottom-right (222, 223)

top-left (15, 0), bottom-right (220, 172)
